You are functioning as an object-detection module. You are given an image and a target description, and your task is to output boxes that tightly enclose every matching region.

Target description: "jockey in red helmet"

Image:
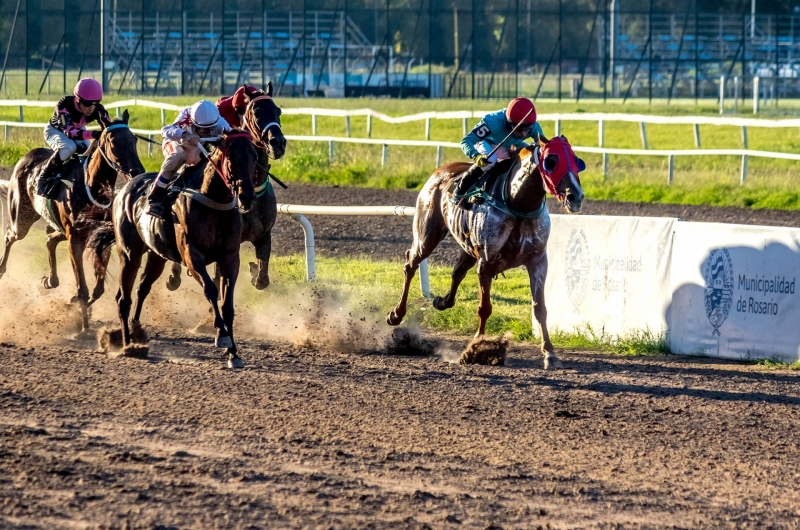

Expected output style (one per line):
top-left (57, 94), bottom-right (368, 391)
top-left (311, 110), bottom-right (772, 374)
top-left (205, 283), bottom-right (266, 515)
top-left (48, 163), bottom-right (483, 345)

top-left (35, 78), bottom-right (111, 198)
top-left (216, 85), bottom-right (259, 128)
top-left (451, 97), bottom-right (547, 209)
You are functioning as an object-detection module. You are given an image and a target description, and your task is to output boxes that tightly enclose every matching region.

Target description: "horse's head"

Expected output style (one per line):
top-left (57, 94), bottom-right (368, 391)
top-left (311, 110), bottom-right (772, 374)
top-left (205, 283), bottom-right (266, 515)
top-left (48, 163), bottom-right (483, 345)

top-left (211, 130), bottom-right (257, 213)
top-left (535, 135), bottom-right (585, 213)
top-left (97, 110), bottom-right (146, 179)
top-left (241, 82), bottom-right (286, 160)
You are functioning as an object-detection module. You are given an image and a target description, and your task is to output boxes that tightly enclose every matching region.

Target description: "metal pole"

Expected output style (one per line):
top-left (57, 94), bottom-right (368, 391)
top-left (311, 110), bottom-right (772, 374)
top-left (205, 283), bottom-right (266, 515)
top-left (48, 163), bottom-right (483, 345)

top-left (775, 13), bottom-right (779, 107)
top-left (719, 75), bottom-right (725, 114)
top-left (0, 0), bottom-right (22, 94)
top-left (181, 0), bottom-right (185, 94)
top-left (25, 0), bottom-right (28, 94)
top-left (221, 0), bottom-right (225, 95)
top-left (693, 123), bottom-right (701, 148)
top-left (753, 76), bottom-right (759, 114)
top-left (77, 0), bottom-right (100, 80)
top-left (515, 0), bottom-right (519, 97)
top-left (63, 0), bottom-right (67, 93)
top-left (262, 0), bottom-right (266, 90)
top-left (386, 0), bottom-right (390, 92)
top-left (740, 155), bottom-right (748, 185)
top-left (639, 122), bottom-right (648, 149)
top-left (668, 155), bottom-right (674, 185)
top-left (141, 0), bottom-right (146, 92)
top-left (471, 0), bottom-right (476, 99)
top-left (694, 0), bottom-right (699, 104)
top-left (558, 0), bottom-right (562, 101)
top-left (648, 0), bottom-right (653, 104)
top-left (302, 0), bottom-right (306, 96)
top-left (344, 0), bottom-right (349, 96)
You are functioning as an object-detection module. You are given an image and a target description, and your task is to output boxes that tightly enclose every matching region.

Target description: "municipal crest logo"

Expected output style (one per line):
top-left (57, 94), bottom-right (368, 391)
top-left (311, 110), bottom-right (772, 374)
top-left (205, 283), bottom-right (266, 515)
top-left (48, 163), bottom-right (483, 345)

top-left (703, 248), bottom-right (733, 336)
top-left (565, 229), bottom-right (590, 309)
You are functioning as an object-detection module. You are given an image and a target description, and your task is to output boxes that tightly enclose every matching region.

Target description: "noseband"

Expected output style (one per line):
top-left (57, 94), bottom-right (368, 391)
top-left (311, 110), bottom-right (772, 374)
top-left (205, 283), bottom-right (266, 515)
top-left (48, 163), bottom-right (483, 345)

top-left (243, 95), bottom-right (282, 151)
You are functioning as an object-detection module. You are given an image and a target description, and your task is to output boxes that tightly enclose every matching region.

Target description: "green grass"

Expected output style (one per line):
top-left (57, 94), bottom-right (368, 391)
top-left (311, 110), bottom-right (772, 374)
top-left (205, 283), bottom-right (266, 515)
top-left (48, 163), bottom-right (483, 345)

top-left (240, 250), bottom-right (668, 355)
top-left (3, 95), bottom-right (800, 209)
top-left (753, 358), bottom-right (800, 370)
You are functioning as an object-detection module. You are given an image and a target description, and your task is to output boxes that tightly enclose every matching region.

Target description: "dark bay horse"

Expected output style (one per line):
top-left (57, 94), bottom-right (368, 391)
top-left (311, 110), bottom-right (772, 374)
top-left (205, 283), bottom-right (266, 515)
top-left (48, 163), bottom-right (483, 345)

top-left (0, 112), bottom-right (144, 332)
top-left (386, 137), bottom-right (585, 369)
top-left (93, 131), bottom-right (257, 368)
top-left (166, 82), bottom-right (286, 292)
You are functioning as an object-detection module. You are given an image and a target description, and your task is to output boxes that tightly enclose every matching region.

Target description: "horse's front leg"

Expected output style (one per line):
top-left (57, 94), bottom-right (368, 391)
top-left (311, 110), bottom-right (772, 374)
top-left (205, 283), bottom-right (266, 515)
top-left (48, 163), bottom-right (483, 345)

top-left (219, 253), bottom-right (243, 369)
top-left (475, 260), bottom-right (496, 337)
top-left (67, 232), bottom-right (91, 331)
top-left (249, 231), bottom-right (272, 290)
top-left (43, 228), bottom-right (66, 289)
top-left (185, 248), bottom-right (229, 348)
top-left (433, 249), bottom-right (477, 311)
top-left (526, 254), bottom-right (559, 369)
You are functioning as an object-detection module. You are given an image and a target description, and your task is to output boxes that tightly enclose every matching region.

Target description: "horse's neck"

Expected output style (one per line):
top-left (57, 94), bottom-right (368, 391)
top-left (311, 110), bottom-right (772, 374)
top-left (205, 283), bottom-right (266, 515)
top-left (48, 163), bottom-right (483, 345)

top-left (505, 162), bottom-right (545, 212)
top-left (86, 148), bottom-right (117, 190)
top-left (200, 161), bottom-right (233, 201)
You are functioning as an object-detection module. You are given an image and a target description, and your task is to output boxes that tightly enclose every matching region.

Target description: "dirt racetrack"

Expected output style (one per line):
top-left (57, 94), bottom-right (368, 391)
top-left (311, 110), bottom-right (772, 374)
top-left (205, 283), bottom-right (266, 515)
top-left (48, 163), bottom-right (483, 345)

top-left (2, 179), bottom-right (800, 528)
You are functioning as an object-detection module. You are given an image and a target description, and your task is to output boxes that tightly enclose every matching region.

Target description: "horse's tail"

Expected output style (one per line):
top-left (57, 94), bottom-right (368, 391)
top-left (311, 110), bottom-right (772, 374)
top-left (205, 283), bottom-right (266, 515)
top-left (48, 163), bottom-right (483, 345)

top-left (86, 220), bottom-right (116, 267)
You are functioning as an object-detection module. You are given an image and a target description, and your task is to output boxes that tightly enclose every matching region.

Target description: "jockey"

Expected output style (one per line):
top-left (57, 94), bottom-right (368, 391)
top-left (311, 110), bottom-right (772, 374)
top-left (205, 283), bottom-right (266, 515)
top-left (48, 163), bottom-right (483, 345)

top-left (146, 100), bottom-right (231, 219)
top-left (216, 85), bottom-right (258, 128)
top-left (36, 78), bottom-right (110, 198)
top-left (452, 97), bottom-right (546, 209)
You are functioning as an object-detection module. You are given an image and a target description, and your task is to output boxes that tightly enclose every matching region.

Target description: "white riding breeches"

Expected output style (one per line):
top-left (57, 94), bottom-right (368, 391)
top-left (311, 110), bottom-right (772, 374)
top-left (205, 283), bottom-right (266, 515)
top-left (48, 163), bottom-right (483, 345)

top-left (44, 124), bottom-right (90, 162)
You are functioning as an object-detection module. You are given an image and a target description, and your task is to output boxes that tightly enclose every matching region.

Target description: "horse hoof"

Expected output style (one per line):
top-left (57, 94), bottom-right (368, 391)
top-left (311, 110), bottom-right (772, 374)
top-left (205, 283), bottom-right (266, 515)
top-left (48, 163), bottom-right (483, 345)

top-left (228, 356), bottom-right (245, 369)
top-left (215, 335), bottom-right (233, 349)
top-left (543, 354), bottom-right (562, 370)
top-left (433, 296), bottom-right (451, 311)
top-left (165, 276), bottom-right (181, 291)
top-left (42, 276), bottom-right (59, 289)
top-left (386, 312), bottom-right (403, 326)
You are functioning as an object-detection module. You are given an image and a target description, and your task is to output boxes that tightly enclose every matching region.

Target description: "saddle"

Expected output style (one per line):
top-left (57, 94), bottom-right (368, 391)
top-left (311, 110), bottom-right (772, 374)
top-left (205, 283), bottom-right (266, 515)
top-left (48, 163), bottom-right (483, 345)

top-left (455, 158), bottom-right (545, 220)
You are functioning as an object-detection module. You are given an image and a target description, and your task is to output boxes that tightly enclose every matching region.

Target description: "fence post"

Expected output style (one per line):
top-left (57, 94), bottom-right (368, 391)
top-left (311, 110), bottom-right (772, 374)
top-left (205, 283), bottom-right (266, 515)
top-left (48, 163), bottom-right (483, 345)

top-left (693, 123), bottom-right (701, 148)
top-left (462, 117), bottom-right (468, 136)
top-left (418, 258), bottom-right (431, 298)
top-left (667, 155), bottom-right (674, 185)
top-left (160, 108), bottom-right (166, 126)
top-left (366, 114), bottom-right (372, 137)
top-left (740, 155), bottom-right (748, 186)
top-left (382, 144), bottom-right (388, 166)
top-left (3, 125), bottom-right (7, 140)
top-left (312, 114), bottom-right (317, 135)
top-left (148, 135), bottom-right (153, 156)
top-left (345, 116), bottom-right (351, 137)
top-left (639, 122), bottom-right (648, 149)
top-left (599, 120), bottom-right (607, 180)
top-left (116, 107), bottom-right (120, 117)
top-left (741, 126), bottom-right (748, 149)
top-left (329, 140), bottom-right (334, 165)
top-left (719, 75), bottom-right (725, 114)
top-left (425, 117), bottom-right (431, 140)
top-left (734, 76), bottom-right (740, 114)
top-left (18, 105), bottom-right (23, 122)
top-left (753, 76), bottom-right (760, 114)
top-left (555, 119), bottom-right (561, 137)
top-left (290, 213), bottom-right (316, 281)
top-left (436, 145), bottom-right (442, 167)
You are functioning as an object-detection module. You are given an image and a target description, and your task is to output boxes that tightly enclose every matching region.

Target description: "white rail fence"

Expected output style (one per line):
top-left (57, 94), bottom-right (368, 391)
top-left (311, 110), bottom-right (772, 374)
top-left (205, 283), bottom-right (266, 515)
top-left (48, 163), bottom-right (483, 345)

top-left (4, 99), bottom-right (800, 184)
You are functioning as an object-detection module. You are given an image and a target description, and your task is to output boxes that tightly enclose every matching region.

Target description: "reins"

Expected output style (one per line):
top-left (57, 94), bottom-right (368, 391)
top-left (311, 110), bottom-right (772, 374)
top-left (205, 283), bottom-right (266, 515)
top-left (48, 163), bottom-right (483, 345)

top-left (202, 132), bottom-right (253, 192)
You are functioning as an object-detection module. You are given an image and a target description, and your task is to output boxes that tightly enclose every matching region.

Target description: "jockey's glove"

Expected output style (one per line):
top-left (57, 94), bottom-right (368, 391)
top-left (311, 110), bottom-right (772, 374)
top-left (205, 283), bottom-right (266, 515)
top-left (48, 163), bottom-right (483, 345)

top-left (181, 132), bottom-right (199, 145)
top-left (472, 154), bottom-right (489, 167)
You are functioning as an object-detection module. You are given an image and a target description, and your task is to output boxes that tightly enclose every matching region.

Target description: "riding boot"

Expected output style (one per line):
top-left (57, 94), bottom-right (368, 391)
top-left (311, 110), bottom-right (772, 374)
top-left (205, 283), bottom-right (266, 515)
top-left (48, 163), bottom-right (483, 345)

top-left (450, 163), bottom-right (485, 210)
top-left (146, 184), bottom-right (170, 220)
top-left (36, 152), bottom-right (64, 200)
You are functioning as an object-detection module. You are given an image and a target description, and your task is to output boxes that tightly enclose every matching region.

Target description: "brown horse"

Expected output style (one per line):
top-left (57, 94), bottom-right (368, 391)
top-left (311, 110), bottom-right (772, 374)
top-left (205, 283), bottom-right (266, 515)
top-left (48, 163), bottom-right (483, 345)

top-left (166, 82), bottom-right (286, 292)
top-left (91, 130), bottom-right (257, 368)
top-left (0, 112), bottom-right (144, 332)
top-left (386, 136), bottom-right (585, 369)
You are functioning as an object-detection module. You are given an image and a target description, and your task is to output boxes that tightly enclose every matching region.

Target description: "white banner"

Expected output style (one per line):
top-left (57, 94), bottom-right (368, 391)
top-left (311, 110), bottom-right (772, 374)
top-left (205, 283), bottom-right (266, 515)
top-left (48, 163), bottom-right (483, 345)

top-left (545, 215), bottom-right (677, 337)
top-left (669, 223), bottom-right (800, 361)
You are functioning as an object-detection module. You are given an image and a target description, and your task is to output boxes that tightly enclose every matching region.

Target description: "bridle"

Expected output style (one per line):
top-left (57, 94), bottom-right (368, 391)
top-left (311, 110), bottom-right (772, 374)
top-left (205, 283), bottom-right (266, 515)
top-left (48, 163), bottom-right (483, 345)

top-left (242, 94), bottom-right (282, 151)
top-left (84, 123), bottom-right (140, 209)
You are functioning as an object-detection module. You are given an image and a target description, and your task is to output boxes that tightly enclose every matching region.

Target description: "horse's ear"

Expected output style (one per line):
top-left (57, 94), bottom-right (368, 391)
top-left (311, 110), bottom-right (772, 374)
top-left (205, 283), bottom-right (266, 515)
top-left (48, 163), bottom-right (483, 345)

top-left (560, 134), bottom-right (568, 142)
top-left (266, 81), bottom-right (274, 97)
top-left (122, 109), bottom-right (130, 123)
top-left (243, 85), bottom-right (255, 99)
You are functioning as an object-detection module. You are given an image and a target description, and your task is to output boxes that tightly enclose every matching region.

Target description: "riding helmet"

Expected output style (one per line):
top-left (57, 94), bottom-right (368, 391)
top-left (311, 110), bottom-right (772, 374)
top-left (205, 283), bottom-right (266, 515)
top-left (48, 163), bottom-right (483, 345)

top-left (190, 100), bottom-right (221, 128)
top-left (505, 97), bottom-right (537, 125)
top-left (74, 78), bottom-right (103, 102)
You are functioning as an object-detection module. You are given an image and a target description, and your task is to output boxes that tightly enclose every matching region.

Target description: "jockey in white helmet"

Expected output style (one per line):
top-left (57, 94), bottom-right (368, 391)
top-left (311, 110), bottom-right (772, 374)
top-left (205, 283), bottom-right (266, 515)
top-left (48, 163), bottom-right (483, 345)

top-left (146, 100), bottom-right (231, 219)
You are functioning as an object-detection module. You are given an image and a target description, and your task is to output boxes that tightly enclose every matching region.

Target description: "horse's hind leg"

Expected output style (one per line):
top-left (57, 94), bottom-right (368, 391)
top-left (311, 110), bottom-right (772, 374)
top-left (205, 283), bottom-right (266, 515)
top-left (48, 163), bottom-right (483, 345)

top-left (526, 255), bottom-right (559, 369)
top-left (43, 228), bottom-right (66, 289)
top-left (67, 234), bottom-right (92, 331)
top-left (386, 242), bottom-right (443, 326)
top-left (475, 261), bottom-right (496, 337)
top-left (116, 247), bottom-right (144, 347)
top-left (0, 180), bottom-right (38, 280)
top-left (88, 244), bottom-right (112, 306)
top-left (132, 251), bottom-right (168, 324)
top-left (433, 249), bottom-right (477, 311)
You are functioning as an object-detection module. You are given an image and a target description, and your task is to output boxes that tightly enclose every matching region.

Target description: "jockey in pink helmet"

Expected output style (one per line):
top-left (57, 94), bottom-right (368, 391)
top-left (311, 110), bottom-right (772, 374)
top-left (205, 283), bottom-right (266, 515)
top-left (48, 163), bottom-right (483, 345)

top-left (36, 78), bottom-right (110, 198)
